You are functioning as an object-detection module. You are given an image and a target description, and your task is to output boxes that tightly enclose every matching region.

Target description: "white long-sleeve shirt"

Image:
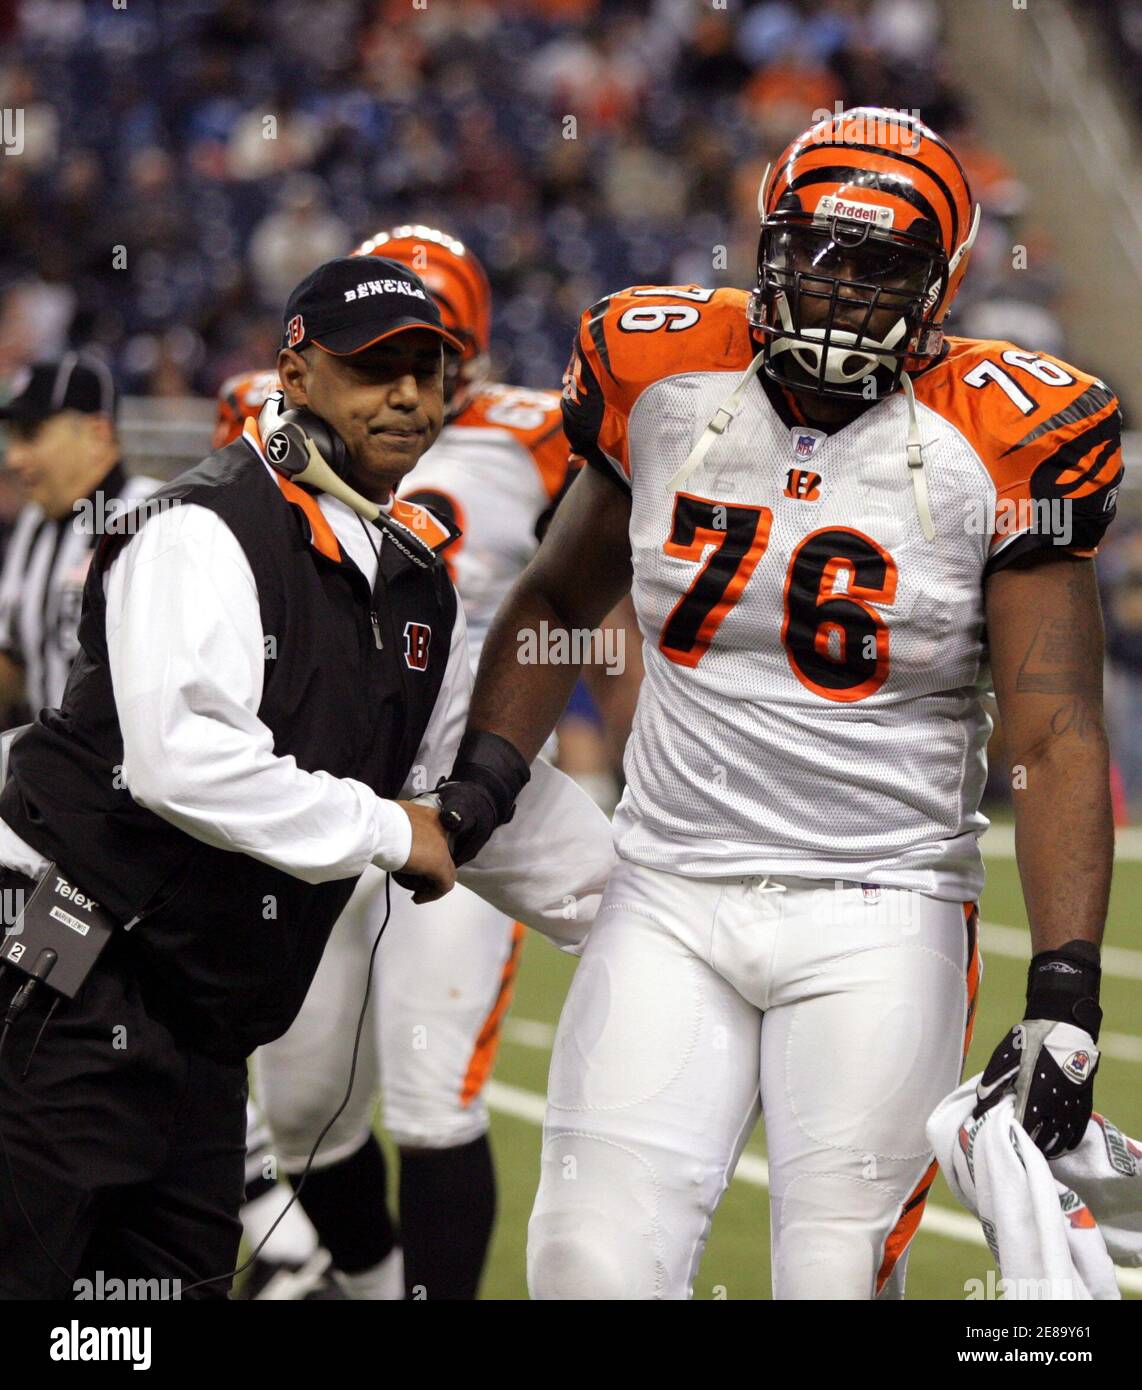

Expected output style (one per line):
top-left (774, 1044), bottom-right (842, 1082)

top-left (0, 471), bottom-right (470, 882)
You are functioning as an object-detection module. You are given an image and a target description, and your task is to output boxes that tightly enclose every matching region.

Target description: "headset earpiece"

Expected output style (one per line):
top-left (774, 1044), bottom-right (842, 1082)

top-left (261, 402), bottom-right (381, 522)
top-left (276, 406), bottom-right (350, 477)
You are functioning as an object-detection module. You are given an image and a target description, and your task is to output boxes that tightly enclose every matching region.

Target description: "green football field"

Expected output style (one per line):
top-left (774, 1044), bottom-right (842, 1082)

top-left (413, 831), bottom-right (1142, 1301)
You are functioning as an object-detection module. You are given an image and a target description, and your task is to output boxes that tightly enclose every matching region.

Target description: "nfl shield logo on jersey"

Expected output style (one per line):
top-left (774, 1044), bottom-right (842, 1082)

top-left (790, 426), bottom-right (826, 460)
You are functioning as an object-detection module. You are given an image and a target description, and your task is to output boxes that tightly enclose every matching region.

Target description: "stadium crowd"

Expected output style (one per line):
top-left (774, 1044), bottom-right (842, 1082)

top-left (0, 0), bottom-right (1137, 805)
top-left (0, 0), bottom-right (1075, 395)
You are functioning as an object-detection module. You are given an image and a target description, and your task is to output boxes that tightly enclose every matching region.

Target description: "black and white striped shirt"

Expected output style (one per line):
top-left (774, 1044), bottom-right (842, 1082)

top-left (0, 463), bottom-right (158, 711)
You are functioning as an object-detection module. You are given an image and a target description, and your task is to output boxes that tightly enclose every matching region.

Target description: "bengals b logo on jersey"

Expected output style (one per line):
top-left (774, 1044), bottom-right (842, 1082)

top-left (404, 621), bottom-right (432, 671)
top-left (785, 469), bottom-right (822, 501)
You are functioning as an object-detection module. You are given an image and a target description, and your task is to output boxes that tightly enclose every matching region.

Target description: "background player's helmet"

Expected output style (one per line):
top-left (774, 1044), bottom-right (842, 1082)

top-left (351, 224), bottom-right (492, 417)
top-left (748, 107), bottom-right (981, 399)
top-left (213, 368), bottom-right (281, 448)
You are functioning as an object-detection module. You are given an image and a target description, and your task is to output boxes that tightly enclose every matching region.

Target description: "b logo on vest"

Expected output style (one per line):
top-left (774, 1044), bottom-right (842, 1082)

top-left (404, 621), bottom-right (431, 671)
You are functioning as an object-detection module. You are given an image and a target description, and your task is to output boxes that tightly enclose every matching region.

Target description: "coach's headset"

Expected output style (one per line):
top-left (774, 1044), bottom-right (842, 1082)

top-left (257, 389), bottom-right (383, 522)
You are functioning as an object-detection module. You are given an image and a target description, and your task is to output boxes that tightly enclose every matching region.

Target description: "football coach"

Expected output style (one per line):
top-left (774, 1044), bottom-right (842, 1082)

top-left (0, 256), bottom-right (614, 1299)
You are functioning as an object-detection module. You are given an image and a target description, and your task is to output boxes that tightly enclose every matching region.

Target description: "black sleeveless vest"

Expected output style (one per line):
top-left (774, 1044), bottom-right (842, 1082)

top-left (0, 441), bottom-right (458, 1059)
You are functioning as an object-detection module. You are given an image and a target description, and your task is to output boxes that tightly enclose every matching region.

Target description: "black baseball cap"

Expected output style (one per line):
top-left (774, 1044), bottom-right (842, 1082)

top-left (0, 353), bottom-right (118, 425)
top-left (281, 256), bottom-right (466, 356)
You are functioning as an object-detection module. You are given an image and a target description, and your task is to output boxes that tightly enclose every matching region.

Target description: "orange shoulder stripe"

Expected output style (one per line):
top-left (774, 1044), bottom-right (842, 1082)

top-left (244, 416), bottom-right (343, 563)
top-left (911, 339), bottom-right (1122, 524)
top-left (575, 286), bottom-right (755, 482)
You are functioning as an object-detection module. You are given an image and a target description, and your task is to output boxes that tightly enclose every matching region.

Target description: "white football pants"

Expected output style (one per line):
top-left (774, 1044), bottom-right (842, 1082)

top-left (527, 858), bottom-right (980, 1300)
top-left (254, 865), bottom-right (522, 1166)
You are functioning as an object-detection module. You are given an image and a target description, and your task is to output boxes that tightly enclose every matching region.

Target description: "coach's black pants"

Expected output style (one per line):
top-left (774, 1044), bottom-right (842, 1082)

top-left (0, 885), bottom-right (247, 1300)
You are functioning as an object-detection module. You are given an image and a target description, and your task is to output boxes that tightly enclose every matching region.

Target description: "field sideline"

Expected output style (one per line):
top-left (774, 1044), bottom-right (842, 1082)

top-left (424, 838), bottom-right (1142, 1301)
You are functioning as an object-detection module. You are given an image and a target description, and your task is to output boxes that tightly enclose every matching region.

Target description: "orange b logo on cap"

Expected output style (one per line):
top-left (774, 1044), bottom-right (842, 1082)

top-left (287, 315), bottom-right (305, 347)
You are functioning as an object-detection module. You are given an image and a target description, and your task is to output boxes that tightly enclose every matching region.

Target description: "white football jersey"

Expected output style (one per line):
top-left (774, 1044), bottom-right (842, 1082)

top-left (562, 286), bottom-right (1122, 900)
top-left (399, 383), bottom-right (573, 671)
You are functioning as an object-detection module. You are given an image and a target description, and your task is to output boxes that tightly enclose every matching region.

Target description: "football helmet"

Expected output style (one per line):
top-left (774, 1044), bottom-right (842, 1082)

top-left (748, 107), bottom-right (981, 399)
top-left (213, 368), bottom-right (281, 449)
top-left (351, 224), bottom-right (492, 417)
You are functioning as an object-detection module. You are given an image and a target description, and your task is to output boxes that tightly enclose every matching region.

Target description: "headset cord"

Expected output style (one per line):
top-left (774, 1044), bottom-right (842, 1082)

top-left (22, 995), bottom-right (59, 1079)
top-left (181, 871), bottom-right (393, 1297)
top-left (356, 510), bottom-right (385, 570)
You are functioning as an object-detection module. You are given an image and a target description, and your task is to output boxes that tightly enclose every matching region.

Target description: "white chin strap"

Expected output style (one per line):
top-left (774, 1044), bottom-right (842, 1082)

top-left (901, 370), bottom-right (934, 541)
top-left (667, 347), bottom-right (766, 492)
top-left (769, 293), bottom-right (909, 384)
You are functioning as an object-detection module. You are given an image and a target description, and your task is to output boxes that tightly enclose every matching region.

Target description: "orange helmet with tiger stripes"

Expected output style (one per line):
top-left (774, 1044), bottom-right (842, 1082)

top-left (748, 107), bottom-right (981, 399)
top-left (351, 224), bottom-right (492, 416)
top-left (213, 368), bottom-right (281, 449)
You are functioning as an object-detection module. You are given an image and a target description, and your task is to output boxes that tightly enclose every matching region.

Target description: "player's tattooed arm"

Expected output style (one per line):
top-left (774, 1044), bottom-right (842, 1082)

top-left (985, 553), bottom-right (1111, 953)
top-left (466, 464), bottom-right (634, 764)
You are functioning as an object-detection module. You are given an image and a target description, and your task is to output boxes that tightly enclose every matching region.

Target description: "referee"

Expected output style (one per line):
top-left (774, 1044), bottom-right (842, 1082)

top-left (0, 354), bottom-right (157, 723)
top-left (0, 257), bottom-right (538, 1299)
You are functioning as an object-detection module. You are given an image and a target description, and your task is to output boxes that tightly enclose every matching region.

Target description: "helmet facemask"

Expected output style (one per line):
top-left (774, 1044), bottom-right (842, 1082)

top-left (747, 212), bottom-right (949, 400)
top-left (441, 336), bottom-right (490, 421)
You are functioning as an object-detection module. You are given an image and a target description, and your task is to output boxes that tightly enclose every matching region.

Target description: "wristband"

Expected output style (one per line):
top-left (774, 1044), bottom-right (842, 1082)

top-left (450, 729), bottom-right (530, 825)
top-left (1026, 939), bottom-right (1102, 1041)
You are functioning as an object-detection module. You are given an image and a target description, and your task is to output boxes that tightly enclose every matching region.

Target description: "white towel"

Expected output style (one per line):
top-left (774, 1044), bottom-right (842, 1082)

top-left (927, 1078), bottom-right (1142, 1300)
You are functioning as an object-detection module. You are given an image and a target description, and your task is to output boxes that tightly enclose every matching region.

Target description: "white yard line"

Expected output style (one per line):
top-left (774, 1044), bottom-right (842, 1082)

top-left (1100, 1032), bottom-right (1142, 1064)
top-left (981, 920), bottom-right (1142, 982)
top-left (487, 1072), bottom-right (1142, 1297)
top-left (982, 824), bottom-right (1142, 861)
top-left (502, 1017), bottom-right (557, 1049)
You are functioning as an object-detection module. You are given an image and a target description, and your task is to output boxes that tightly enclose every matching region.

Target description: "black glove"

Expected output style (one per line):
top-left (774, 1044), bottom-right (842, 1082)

top-left (435, 729), bottom-right (531, 867)
top-left (393, 731), bottom-right (531, 895)
top-left (973, 939), bottom-right (1102, 1157)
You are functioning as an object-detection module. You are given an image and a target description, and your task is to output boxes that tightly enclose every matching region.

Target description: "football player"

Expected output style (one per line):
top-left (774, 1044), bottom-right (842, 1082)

top-left (442, 109), bottom-right (1122, 1298)
top-left (252, 226), bottom-right (581, 1300)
